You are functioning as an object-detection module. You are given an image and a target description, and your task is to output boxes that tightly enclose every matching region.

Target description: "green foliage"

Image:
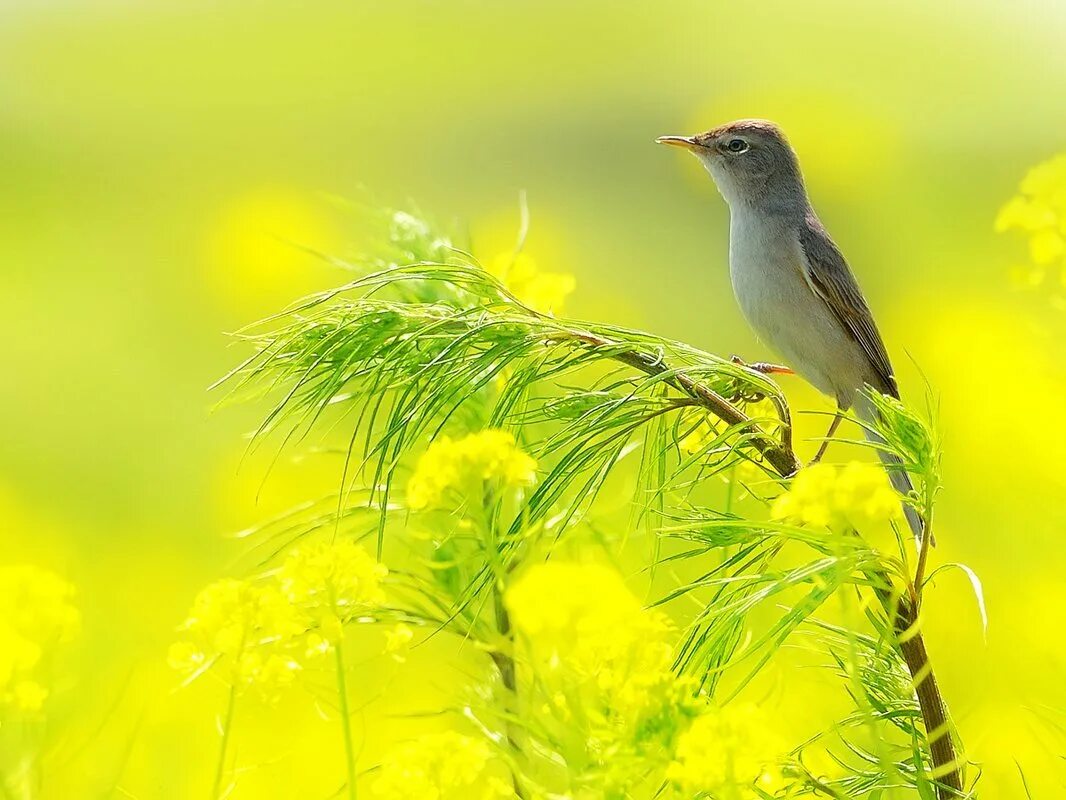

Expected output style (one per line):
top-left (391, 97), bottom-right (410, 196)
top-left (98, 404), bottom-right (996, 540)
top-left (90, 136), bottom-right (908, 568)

top-left (217, 206), bottom-right (969, 799)
top-left (862, 388), bottom-right (942, 521)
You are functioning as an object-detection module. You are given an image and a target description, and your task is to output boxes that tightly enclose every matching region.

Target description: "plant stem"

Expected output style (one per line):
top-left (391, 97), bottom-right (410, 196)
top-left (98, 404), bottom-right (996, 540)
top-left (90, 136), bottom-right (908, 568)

top-left (335, 636), bottom-right (358, 800)
top-left (893, 595), bottom-right (963, 797)
top-left (212, 682), bottom-right (238, 800)
top-left (913, 515), bottom-right (935, 598)
top-left (561, 330), bottom-right (800, 477)
top-left (490, 588), bottom-right (528, 800)
top-left (480, 485), bottom-right (528, 799)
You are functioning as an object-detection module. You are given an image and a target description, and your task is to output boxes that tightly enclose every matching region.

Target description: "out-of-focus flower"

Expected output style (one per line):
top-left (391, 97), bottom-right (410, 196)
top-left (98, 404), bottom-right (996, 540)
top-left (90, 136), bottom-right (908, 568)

top-left (506, 562), bottom-right (698, 792)
top-left (666, 703), bottom-right (784, 797)
top-left (407, 429), bottom-right (537, 511)
top-left (0, 565), bottom-right (80, 713)
top-left (384, 624), bottom-right (414, 662)
top-left (507, 562), bottom-right (681, 720)
top-left (370, 731), bottom-right (515, 799)
top-left (507, 562), bottom-right (657, 661)
top-left (772, 461), bottom-right (900, 532)
top-left (278, 540), bottom-right (387, 644)
top-left (168, 578), bottom-right (303, 699)
top-left (680, 416), bottom-right (720, 455)
top-left (205, 188), bottom-right (341, 314)
top-left (0, 565), bottom-right (81, 643)
top-left (996, 154), bottom-right (1066, 290)
top-left (491, 251), bottom-right (575, 315)
top-left (681, 399), bottom-right (778, 456)
top-left (0, 626), bottom-right (45, 712)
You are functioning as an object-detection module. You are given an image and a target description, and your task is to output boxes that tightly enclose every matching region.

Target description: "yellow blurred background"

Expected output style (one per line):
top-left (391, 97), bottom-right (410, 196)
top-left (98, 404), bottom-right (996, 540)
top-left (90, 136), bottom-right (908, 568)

top-left (1, 1), bottom-right (1064, 797)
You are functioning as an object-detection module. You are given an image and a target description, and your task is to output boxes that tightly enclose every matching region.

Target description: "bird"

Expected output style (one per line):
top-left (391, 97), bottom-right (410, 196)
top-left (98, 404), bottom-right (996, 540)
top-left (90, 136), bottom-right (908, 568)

top-left (657, 119), bottom-right (925, 544)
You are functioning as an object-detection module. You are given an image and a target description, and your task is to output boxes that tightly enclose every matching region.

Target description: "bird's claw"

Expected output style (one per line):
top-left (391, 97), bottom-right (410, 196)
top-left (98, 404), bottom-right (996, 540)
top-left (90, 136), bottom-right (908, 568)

top-left (730, 355), bottom-right (794, 375)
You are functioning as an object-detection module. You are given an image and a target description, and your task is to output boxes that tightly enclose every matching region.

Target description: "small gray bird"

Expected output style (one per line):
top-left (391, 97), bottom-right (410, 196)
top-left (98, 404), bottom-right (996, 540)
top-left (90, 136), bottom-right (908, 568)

top-left (657, 119), bottom-right (924, 542)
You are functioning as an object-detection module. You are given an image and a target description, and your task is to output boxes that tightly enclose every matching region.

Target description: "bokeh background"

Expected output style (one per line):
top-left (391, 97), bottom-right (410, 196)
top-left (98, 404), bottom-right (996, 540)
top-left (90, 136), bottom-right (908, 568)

top-left (1, 0), bottom-right (1064, 797)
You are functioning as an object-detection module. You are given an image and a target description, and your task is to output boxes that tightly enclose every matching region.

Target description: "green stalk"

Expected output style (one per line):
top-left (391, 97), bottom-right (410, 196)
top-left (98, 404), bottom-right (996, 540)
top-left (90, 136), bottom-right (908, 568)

top-left (334, 634), bottom-right (358, 800)
top-left (211, 682), bottom-right (238, 800)
top-left (482, 486), bottom-right (527, 800)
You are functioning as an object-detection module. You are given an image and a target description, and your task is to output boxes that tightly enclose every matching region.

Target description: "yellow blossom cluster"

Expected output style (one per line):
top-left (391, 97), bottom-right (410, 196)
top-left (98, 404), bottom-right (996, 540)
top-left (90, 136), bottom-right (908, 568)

top-left (407, 429), bottom-right (537, 511)
top-left (384, 623), bottom-right (414, 662)
top-left (506, 562), bottom-right (696, 788)
top-left (771, 461), bottom-right (901, 532)
top-left (279, 539), bottom-right (388, 646)
top-left (996, 154), bottom-right (1066, 288)
top-left (167, 578), bottom-right (305, 698)
top-left (169, 541), bottom-right (388, 696)
top-left (491, 251), bottom-right (575, 315)
top-left (0, 565), bottom-right (80, 714)
top-left (370, 731), bottom-right (515, 800)
top-left (666, 703), bottom-right (785, 798)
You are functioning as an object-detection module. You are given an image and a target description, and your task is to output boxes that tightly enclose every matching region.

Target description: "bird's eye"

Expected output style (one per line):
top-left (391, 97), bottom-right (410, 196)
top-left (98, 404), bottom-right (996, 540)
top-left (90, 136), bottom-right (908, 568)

top-left (726, 138), bottom-right (749, 153)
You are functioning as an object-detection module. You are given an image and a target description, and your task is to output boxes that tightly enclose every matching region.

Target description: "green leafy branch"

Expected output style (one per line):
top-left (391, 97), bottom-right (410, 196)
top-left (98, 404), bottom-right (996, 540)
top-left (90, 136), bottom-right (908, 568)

top-left (219, 208), bottom-right (970, 799)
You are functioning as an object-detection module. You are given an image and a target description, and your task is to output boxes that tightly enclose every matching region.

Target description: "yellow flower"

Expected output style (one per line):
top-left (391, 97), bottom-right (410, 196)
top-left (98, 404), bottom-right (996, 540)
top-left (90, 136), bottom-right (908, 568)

top-left (997, 154), bottom-right (1066, 287)
top-left (0, 565), bottom-right (80, 714)
top-left (370, 731), bottom-right (515, 800)
top-left (995, 195), bottom-right (1055, 233)
top-left (491, 251), bottom-right (575, 315)
top-left (507, 562), bottom-right (647, 647)
top-left (506, 562), bottom-right (697, 789)
top-left (1019, 154), bottom-right (1066, 215)
top-left (1029, 228), bottom-right (1065, 265)
top-left (169, 578), bottom-right (304, 697)
top-left (680, 417), bottom-right (719, 455)
top-left (771, 461), bottom-right (901, 532)
top-left (407, 429), bottom-right (537, 511)
top-left (166, 640), bottom-right (206, 673)
top-left (205, 188), bottom-right (341, 315)
top-left (384, 624), bottom-right (414, 662)
top-left (278, 540), bottom-right (387, 647)
top-left (0, 565), bottom-right (81, 644)
top-left (667, 704), bottom-right (784, 797)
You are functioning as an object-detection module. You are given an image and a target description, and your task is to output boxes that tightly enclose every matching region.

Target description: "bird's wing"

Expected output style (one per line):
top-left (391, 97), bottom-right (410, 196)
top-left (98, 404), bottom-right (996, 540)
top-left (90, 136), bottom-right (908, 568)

top-left (797, 211), bottom-right (899, 398)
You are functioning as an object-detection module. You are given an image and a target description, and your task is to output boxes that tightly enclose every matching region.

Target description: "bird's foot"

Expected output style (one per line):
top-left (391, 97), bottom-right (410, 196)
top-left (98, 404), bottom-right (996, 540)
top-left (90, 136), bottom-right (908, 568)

top-left (730, 355), bottom-right (794, 375)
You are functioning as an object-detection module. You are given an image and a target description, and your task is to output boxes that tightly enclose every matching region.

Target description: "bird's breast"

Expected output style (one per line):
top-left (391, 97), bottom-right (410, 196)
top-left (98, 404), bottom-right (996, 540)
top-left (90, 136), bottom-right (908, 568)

top-left (726, 212), bottom-right (862, 400)
top-left (727, 214), bottom-right (809, 340)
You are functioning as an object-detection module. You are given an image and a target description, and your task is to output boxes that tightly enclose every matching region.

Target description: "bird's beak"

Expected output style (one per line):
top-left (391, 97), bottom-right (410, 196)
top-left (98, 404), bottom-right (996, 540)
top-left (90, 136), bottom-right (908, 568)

top-left (656, 135), bottom-right (699, 151)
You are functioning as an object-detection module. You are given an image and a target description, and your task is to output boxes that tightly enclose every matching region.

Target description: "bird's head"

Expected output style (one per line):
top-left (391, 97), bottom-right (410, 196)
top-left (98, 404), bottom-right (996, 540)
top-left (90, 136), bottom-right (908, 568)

top-left (657, 119), bottom-right (806, 211)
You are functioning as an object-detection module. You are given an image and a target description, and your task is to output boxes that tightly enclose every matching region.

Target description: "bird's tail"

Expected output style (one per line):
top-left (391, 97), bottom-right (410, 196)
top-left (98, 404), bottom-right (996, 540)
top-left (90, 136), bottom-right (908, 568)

top-left (853, 393), bottom-right (929, 547)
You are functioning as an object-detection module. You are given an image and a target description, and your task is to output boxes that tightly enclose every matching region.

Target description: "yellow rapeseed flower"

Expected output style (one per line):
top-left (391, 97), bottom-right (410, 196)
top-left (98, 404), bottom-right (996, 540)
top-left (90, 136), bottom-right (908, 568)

top-left (997, 154), bottom-right (1066, 287)
top-left (491, 251), bottom-right (575, 315)
top-left (666, 703), bottom-right (784, 798)
top-left (407, 429), bottom-right (537, 511)
top-left (278, 540), bottom-right (387, 644)
top-left (506, 562), bottom-right (697, 790)
top-left (168, 578), bottom-right (304, 698)
top-left (680, 416), bottom-right (720, 455)
top-left (771, 461), bottom-right (900, 532)
top-left (370, 731), bottom-right (515, 800)
top-left (508, 561), bottom-right (677, 719)
top-left (0, 565), bottom-right (81, 643)
top-left (384, 623), bottom-right (414, 662)
top-left (0, 565), bottom-right (80, 713)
